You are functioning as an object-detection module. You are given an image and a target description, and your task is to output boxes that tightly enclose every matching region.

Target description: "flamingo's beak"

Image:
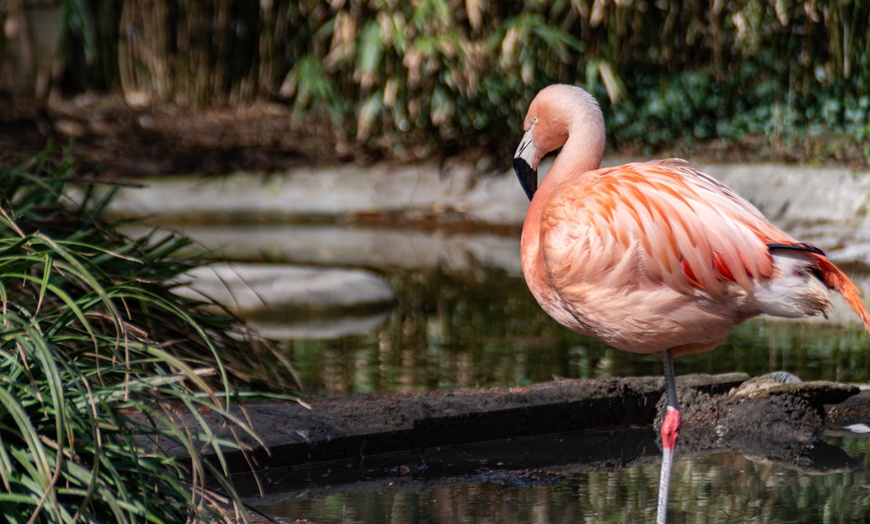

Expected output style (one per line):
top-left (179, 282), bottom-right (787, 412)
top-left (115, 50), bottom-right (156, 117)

top-left (514, 129), bottom-right (538, 201)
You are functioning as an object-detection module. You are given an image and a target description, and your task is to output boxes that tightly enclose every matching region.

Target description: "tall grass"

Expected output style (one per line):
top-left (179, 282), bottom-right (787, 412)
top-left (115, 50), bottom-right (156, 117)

top-left (0, 148), bottom-right (288, 522)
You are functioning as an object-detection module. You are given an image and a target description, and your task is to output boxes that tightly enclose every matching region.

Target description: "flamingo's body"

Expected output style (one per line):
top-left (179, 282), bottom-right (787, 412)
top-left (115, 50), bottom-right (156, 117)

top-left (513, 84), bottom-right (870, 523)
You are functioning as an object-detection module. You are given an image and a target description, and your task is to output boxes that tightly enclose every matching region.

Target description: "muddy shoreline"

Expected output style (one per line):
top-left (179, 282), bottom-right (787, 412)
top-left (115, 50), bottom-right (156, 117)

top-left (143, 373), bottom-right (870, 501)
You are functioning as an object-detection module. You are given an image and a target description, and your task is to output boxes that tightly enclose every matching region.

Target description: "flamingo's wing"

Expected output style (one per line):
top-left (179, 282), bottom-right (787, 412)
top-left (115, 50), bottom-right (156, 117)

top-left (540, 159), bottom-right (792, 296)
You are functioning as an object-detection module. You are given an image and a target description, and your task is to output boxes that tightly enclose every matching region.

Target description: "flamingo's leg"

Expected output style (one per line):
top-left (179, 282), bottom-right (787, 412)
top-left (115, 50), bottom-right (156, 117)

top-left (656, 348), bottom-right (681, 524)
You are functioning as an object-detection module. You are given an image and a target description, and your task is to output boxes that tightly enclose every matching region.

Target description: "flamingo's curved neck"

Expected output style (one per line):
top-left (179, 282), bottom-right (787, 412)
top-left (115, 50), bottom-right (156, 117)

top-left (546, 129), bottom-right (604, 191)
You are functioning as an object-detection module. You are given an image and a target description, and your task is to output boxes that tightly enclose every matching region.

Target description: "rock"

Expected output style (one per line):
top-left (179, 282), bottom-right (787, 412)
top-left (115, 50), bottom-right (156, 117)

top-left (131, 373), bottom-right (867, 499)
top-left (165, 373), bottom-right (850, 471)
top-left (96, 160), bottom-right (528, 225)
top-left (172, 262), bottom-right (395, 316)
top-left (656, 385), bottom-right (822, 464)
top-left (244, 311), bottom-right (390, 339)
top-left (827, 388), bottom-right (870, 427)
top-left (759, 370), bottom-right (803, 383)
top-left (129, 222), bottom-right (524, 277)
top-left (656, 374), bottom-right (860, 467)
top-left (673, 372), bottom-right (749, 393)
top-left (731, 378), bottom-right (858, 410)
top-left (704, 162), bottom-right (870, 266)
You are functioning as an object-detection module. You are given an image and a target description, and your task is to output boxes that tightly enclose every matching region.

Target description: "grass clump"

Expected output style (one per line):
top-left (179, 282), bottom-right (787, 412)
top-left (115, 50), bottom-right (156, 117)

top-left (0, 148), bottom-right (286, 522)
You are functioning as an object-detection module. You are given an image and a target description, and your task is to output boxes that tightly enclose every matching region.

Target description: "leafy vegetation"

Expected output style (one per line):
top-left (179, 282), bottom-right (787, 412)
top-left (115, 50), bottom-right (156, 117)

top-left (5, 0), bottom-right (870, 162)
top-left (0, 148), bottom-right (290, 522)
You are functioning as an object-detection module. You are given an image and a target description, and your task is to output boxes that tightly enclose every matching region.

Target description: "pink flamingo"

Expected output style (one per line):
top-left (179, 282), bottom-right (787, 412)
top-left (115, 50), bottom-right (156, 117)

top-left (513, 84), bottom-right (870, 523)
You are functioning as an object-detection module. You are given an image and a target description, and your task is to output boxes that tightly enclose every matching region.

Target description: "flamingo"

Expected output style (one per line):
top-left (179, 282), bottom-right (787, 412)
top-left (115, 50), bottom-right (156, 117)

top-left (512, 84), bottom-right (870, 523)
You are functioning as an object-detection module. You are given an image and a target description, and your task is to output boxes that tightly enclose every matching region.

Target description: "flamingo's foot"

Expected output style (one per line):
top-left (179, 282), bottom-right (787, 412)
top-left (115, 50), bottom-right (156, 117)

top-left (656, 406), bottom-right (681, 524)
top-left (661, 405), bottom-right (682, 451)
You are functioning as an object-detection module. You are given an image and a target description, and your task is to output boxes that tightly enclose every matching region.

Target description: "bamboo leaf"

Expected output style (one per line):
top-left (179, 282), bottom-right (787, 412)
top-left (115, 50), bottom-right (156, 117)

top-left (357, 90), bottom-right (384, 140)
top-left (355, 20), bottom-right (384, 90)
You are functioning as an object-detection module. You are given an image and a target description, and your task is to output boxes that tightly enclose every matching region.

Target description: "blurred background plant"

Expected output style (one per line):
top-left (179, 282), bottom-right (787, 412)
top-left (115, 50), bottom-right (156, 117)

top-left (1, 0), bottom-right (869, 161)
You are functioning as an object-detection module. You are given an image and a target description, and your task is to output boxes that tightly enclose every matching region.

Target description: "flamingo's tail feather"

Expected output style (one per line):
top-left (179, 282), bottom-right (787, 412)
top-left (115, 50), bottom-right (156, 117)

top-left (811, 254), bottom-right (870, 333)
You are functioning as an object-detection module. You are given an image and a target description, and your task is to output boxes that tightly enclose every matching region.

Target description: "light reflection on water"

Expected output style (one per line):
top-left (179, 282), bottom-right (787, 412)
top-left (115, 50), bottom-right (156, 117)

top-left (255, 436), bottom-right (870, 523)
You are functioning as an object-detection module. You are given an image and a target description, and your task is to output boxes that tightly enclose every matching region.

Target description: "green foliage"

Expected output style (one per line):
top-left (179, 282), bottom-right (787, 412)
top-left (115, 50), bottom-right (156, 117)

top-left (0, 149), bottom-right (288, 522)
top-left (210, 0), bottom-right (870, 159)
top-left (19, 0), bottom-right (870, 160)
top-left (605, 51), bottom-right (870, 153)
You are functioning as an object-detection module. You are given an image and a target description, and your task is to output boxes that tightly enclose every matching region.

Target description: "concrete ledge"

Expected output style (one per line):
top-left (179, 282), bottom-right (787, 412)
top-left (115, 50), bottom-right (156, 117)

top-left (102, 159), bottom-right (870, 265)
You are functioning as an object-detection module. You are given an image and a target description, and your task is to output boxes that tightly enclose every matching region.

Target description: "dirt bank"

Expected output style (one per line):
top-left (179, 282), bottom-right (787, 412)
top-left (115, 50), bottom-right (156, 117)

top-left (2, 96), bottom-right (868, 182)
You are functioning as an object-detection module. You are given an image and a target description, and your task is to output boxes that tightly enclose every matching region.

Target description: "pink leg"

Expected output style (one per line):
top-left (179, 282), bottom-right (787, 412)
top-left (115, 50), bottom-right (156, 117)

top-left (656, 349), bottom-right (681, 524)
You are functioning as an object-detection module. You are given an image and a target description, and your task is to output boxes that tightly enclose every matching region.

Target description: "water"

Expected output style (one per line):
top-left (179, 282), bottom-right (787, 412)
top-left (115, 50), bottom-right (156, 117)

top-left (164, 222), bottom-right (870, 394)
top-left (252, 268), bottom-right (870, 524)
top-left (272, 269), bottom-right (870, 397)
top-left (163, 220), bottom-right (870, 523)
top-left (245, 267), bottom-right (870, 523)
top-left (254, 437), bottom-right (870, 523)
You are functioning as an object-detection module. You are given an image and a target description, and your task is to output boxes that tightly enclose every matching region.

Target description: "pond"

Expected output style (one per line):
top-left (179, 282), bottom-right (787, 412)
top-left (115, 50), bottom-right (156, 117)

top-left (166, 221), bottom-right (870, 396)
top-left (252, 435), bottom-right (870, 523)
top-left (158, 219), bottom-right (870, 523)
top-left (276, 269), bottom-right (870, 397)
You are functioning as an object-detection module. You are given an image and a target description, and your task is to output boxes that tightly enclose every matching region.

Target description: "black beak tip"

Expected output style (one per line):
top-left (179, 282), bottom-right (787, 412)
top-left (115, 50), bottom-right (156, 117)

top-left (513, 158), bottom-right (537, 201)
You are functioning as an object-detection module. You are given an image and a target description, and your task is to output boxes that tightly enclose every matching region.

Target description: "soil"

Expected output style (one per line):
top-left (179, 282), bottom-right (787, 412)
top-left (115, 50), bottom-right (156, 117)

top-left (2, 95), bottom-right (867, 184)
top-left (0, 96), bottom-right (341, 180)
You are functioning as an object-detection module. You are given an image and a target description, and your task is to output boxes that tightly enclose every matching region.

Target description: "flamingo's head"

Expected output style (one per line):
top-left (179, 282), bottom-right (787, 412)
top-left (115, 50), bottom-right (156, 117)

top-left (513, 84), bottom-right (605, 201)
